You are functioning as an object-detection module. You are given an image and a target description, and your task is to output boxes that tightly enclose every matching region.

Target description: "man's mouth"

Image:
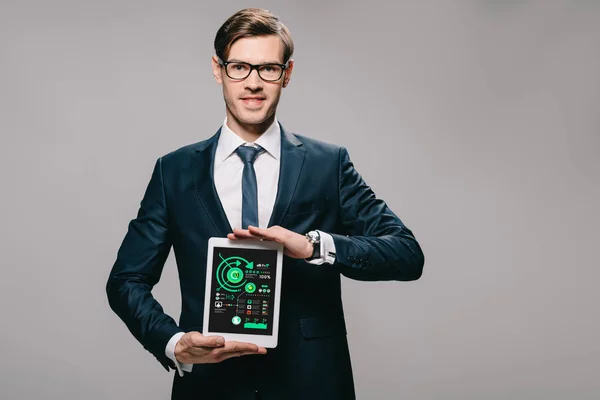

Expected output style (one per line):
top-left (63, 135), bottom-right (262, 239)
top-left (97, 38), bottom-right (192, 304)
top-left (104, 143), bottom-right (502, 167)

top-left (240, 97), bottom-right (266, 106)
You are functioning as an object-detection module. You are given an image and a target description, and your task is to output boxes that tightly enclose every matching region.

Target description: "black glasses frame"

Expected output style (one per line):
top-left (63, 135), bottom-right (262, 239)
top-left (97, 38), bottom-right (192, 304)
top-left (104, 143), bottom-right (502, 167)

top-left (217, 58), bottom-right (289, 82)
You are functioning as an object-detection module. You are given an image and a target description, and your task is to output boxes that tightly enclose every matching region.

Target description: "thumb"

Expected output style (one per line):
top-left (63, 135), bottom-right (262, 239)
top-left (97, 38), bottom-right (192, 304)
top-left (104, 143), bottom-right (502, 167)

top-left (188, 332), bottom-right (225, 348)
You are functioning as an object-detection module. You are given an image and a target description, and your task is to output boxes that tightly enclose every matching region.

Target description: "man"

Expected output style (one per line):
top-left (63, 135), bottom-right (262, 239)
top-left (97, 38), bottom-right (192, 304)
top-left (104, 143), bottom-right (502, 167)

top-left (107, 8), bottom-right (424, 400)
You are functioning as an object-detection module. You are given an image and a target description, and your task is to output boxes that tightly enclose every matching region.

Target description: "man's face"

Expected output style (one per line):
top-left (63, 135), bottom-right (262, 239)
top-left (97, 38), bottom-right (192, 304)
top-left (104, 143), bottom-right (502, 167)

top-left (212, 35), bottom-right (293, 130)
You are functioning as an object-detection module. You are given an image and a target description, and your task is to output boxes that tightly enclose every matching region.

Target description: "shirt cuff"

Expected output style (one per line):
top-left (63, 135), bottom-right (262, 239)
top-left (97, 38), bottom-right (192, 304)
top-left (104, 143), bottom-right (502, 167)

top-left (306, 231), bottom-right (336, 265)
top-left (165, 332), bottom-right (193, 376)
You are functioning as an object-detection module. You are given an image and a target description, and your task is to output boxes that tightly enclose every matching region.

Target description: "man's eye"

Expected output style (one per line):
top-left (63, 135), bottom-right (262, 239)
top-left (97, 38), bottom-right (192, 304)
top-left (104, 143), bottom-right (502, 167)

top-left (230, 64), bottom-right (249, 72)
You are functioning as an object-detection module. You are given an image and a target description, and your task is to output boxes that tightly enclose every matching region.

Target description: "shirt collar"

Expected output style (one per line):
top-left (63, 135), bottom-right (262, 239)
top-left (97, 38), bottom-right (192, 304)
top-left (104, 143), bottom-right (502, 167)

top-left (216, 117), bottom-right (281, 162)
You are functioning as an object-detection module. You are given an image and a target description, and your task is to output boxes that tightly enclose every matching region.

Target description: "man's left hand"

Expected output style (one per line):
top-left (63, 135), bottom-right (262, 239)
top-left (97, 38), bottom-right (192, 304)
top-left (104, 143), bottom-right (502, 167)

top-left (227, 225), bottom-right (313, 259)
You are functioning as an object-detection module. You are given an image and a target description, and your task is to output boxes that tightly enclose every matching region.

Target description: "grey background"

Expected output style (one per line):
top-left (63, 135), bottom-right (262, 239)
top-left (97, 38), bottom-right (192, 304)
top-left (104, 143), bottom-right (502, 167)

top-left (1, 1), bottom-right (598, 399)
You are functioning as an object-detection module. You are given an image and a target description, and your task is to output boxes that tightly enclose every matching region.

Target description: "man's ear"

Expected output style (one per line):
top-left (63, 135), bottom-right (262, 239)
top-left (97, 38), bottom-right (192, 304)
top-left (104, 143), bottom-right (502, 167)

top-left (212, 55), bottom-right (223, 84)
top-left (282, 59), bottom-right (294, 88)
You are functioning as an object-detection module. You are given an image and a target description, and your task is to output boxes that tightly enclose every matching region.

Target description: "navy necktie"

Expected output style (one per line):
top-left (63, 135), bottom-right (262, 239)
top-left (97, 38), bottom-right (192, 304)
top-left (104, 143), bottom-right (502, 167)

top-left (235, 145), bottom-right (264, 229)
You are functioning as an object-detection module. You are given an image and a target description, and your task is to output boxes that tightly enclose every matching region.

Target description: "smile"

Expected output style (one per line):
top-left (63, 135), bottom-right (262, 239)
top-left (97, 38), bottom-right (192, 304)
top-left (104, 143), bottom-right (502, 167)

top-left (241, 98), bottom-right (266, 107)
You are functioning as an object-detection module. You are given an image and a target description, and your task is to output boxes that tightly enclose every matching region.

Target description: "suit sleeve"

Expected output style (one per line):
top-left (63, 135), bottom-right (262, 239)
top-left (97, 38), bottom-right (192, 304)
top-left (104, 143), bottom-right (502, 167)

top-left (330, 147), bottom-right (425, 281)
top-left (106, 158), bottom-right (182, 371)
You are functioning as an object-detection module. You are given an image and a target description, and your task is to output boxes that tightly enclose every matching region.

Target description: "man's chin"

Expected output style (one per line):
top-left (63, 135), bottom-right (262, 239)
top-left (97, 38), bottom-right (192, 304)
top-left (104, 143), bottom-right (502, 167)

top-left (236, 113), bottom-right (273, 127)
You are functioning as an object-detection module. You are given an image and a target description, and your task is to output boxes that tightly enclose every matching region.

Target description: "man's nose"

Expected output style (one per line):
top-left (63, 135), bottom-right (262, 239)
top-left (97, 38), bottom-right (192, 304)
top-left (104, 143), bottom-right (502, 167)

top-left (244, 68), bottom-right (263, 90)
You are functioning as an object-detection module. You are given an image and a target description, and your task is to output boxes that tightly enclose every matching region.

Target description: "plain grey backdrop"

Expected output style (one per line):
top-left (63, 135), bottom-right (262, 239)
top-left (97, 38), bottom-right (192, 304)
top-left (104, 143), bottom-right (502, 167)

top-left (1, 1), bottom-right (598, 399)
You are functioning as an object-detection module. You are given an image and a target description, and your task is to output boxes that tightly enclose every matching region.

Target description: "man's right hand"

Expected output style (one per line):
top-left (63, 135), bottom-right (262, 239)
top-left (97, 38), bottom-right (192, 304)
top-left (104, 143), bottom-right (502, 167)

top-left (174, 331), bottom-right (267, 364)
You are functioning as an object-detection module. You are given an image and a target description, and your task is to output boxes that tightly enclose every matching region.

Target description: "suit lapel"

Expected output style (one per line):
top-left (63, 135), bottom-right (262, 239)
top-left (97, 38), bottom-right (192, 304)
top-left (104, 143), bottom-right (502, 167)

top-left (268, 125), bottom-right (306, 227)
top-left (192, 124), bottom-right (306, 235)
top-left (192, 128), bottom-right (233, 236)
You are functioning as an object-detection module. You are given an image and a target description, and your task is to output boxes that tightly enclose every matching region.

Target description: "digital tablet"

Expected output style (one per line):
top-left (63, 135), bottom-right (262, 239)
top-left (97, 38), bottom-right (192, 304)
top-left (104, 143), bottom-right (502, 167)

top-left (202, 237), bottom-right (283, 348)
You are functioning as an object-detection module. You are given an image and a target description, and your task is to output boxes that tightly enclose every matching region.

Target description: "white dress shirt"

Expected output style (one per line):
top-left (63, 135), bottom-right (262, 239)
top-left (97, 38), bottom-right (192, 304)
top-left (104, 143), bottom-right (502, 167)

top-left (214, 116), bottom-right (281, 231)
top-left (165, 117), bottom-right (336, 376)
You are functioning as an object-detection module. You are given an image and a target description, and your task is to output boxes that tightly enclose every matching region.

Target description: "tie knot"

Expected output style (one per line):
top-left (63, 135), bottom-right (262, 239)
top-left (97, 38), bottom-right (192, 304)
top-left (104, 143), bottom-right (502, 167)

top-left (235, 145), bottom-right (263, 164)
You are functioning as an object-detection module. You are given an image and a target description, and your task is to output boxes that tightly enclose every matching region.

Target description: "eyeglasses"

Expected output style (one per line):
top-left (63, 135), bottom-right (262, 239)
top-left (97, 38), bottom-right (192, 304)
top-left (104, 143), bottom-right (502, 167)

top-left (217, 58), bottom-right (289, 82)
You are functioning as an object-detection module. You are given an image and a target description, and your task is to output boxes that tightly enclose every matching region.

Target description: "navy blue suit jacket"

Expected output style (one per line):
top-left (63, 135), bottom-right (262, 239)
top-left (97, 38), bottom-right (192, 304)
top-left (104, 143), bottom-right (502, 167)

top-left (106, 125), bottom-right (424, 400)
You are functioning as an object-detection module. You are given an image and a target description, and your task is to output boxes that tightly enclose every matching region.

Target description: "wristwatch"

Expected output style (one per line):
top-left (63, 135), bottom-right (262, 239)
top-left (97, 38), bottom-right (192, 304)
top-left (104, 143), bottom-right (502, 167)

top-left (305, 230), bottom-right (321, 260)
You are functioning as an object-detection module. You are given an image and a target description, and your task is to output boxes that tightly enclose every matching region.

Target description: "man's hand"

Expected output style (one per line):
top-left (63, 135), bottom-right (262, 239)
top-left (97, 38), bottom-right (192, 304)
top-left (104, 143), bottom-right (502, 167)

top-left (227, 225), bottom-right (313, 259)
top-left (174, 331), bottom-right (267, 364)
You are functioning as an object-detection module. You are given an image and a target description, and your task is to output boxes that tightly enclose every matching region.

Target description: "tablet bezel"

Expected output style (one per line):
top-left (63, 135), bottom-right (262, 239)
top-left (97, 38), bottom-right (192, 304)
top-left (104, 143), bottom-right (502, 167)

top-left (202, 237), bottom-right (283, 348)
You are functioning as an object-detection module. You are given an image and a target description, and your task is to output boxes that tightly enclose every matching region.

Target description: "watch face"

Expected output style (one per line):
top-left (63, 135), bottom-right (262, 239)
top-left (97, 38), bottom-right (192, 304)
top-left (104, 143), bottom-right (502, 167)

top-left (307, 231), bottom-right (320, 258)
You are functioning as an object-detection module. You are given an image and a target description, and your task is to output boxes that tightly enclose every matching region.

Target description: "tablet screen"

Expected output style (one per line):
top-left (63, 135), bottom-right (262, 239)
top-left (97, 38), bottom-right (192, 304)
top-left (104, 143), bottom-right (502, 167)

top-left (207, 246), bottom-right (278, 336)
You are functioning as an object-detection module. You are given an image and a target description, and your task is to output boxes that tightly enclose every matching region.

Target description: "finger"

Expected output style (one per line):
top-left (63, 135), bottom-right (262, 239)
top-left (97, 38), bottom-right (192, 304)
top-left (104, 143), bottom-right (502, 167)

top-left (228, 233), bottom-right (257, 240)
top-left (247, 225), bottom-right (267, 235)
top-left (221, 351), bottom-right (245, 360)
top-left (224, 341), bottom-right (259, 353)
top-left (220, 350), bottom-right (265, 361)
top-left (248, 226), bottom-right (282, 242)
top-left (213, 351), bottom-right (243, 362)
top-left (213, 341), bottom-right (258, 356)
top-left (190, 334), bottom-right (225, 348)
top-left (247, 226), bottom-right (275, 240)
top-left (211, 343), bottom-right (265, 362)
top-left (231, 229), bottom-right (257, 239)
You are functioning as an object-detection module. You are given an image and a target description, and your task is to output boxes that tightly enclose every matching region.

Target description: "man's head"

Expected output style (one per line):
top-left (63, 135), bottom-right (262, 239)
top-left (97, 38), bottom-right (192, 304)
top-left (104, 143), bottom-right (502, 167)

top-left (212, 8), bottom-right (294, 135)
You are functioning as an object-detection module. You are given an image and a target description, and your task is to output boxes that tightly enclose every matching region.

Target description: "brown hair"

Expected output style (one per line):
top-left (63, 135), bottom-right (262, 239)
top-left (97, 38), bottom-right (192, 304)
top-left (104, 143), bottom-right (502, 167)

top-left (214, 8), bottom-right (294, 63)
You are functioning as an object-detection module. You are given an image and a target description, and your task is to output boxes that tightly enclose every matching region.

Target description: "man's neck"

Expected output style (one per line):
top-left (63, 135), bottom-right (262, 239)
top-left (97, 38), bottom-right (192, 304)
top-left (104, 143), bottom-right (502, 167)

top-left (225, 112), bottom-right (275, 143)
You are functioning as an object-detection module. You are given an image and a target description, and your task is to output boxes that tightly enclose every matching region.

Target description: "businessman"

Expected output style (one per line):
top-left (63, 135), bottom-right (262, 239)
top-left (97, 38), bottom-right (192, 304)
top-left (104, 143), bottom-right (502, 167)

top-left (107, 8), bottom-right (424, 400)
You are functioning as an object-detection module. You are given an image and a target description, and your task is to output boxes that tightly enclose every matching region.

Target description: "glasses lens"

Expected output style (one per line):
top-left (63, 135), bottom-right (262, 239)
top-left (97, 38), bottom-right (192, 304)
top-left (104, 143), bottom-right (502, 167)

top-left (226, 63), bottom-right (251, 79)
top-left (225, 62), bottom-right (284, 81)
top-left (258, 65), bottom-right (283, 81)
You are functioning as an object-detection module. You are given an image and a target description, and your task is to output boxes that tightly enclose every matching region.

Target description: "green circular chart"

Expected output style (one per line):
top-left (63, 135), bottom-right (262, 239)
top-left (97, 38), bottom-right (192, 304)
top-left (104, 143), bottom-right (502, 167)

top-left (216, 254), bottom-right (254, 292)
top-left (245, 282), bottom-right (256, 293)
top-left (227, 267), bottom-right (244, 283)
